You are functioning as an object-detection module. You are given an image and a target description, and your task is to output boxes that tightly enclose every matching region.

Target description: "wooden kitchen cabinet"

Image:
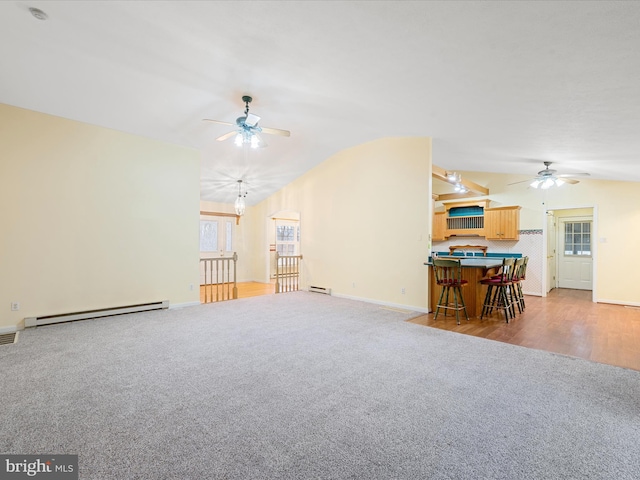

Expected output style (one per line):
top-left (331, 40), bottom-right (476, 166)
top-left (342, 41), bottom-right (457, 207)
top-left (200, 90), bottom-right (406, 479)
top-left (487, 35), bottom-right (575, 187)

top-left (433, 211), bottom-right (447, 241)
top-left (484, 206), bottom-right (521, 240)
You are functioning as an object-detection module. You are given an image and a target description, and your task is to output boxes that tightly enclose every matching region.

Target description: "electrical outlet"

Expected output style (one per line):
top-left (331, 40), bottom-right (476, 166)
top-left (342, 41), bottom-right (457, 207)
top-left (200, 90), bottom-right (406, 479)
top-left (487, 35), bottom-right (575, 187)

top-left (189, 284), bottom-right (194, 291)
top-left (11, 302), bottom-right (20, 311)
top-left (401, 287), bottom-right (406, 295)
top-left (352, 282), bottom-right (356, 288)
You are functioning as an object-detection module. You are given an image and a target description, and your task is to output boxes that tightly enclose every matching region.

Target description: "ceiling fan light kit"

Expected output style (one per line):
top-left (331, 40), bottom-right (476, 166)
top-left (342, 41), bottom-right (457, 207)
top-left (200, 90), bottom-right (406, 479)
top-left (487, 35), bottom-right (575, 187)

top-left (530, 177), bottom-right (565, 189)
top-left (234, 130), bottom-right (264, 149)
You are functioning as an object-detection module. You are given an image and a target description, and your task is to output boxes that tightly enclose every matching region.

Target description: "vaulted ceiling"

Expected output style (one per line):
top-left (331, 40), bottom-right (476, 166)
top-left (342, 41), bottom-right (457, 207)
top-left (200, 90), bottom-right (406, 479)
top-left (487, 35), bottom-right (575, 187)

top-left (2, 1), bottom-right (639, 204)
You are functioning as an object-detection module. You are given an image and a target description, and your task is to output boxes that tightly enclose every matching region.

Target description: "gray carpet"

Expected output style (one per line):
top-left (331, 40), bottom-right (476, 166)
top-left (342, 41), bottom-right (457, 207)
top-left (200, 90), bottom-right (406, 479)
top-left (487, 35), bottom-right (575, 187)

top-left (1, 292), bottom-right (639, 479)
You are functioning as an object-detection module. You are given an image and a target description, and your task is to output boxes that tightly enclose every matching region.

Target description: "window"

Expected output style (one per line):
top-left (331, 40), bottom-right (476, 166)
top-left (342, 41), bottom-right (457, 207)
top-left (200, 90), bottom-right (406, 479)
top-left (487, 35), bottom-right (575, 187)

top-left (275, 222), bottom-right (299, 257)
top-left (200, 221), bottom-right (218, 252)
top-left (564, 221), bottom-right (591, 256)
top-left (276, 225), bottom-right (295, 242)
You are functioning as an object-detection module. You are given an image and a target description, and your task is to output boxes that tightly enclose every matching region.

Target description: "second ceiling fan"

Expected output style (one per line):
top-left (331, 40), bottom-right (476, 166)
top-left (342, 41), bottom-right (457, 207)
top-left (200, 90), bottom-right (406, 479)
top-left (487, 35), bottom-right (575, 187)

top-left (203, 95), bottom-right (290, 148)
top-left (510, 161), bottom-right (590, 189)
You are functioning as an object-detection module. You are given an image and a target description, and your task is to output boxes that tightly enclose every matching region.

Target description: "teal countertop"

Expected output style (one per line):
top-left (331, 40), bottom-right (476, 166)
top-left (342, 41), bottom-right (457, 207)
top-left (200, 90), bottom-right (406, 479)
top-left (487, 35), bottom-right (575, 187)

top-left (432, 251), bottom-right (522, 259)
top-left (425, 252), bottom-right (521, 268)
top-left (424, 257), bottom-right (507, 268)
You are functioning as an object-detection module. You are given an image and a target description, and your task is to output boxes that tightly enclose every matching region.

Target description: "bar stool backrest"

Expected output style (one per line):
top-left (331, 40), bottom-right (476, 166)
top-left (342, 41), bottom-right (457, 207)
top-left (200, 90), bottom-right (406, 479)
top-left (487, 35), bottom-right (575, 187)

top-left (513, 257), bottom-right (525, 281)
top-left (495, 257), bottom-right (516, 283)
top-left (519, 256), bottom-right (529, 280)
top-left (433, 258), bottom-right (464, 286)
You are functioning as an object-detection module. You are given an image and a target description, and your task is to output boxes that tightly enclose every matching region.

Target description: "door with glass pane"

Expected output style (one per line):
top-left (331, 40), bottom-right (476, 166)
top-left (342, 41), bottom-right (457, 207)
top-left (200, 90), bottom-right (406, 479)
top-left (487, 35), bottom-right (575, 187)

top-left (558, 217), bottom-right (593, 290)
top-left (271, 219), bottom-right (300, 278)
top-left (200, 216), bottom-right (235, 284)
top-left (200, 217), bottom-right (234, 256)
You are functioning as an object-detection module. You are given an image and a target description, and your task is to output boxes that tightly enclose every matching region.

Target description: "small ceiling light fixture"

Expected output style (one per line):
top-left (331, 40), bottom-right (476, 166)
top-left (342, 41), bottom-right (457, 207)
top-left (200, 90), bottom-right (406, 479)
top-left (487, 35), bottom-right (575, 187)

top-left (29, 7), bottom-right (48, 20)
top-left (454, 183), bottom-right (469, 193)
top-left (234, 180), bottom-right (247, 216)
top-left (445, 171), bottom-right (468, 194)
top-left (445, 171), bottom-right (461, 183)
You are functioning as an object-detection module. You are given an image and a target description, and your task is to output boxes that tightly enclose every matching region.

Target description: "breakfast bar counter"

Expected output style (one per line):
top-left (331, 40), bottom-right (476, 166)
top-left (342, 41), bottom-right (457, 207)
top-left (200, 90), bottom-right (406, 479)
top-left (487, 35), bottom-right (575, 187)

top-left (425, 257), bottom-right (508, 318)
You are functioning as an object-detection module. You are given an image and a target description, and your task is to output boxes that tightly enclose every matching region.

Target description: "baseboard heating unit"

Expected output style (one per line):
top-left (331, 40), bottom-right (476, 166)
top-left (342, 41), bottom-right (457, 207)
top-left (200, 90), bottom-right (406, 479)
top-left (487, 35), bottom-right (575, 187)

top-left (24, 300), bottom-right (169, 328)
top-left (309, 286), bottom-right (331, 295)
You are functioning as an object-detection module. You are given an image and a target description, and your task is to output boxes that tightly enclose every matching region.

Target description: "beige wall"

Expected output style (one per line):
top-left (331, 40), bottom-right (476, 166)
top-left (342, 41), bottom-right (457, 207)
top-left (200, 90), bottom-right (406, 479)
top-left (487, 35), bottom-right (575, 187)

top-left (0, 104), bottom-right (201, 331)
top-left (449, 171), bottom-right (640, 305)
top-left (245, 137), bottom-right (432, 311)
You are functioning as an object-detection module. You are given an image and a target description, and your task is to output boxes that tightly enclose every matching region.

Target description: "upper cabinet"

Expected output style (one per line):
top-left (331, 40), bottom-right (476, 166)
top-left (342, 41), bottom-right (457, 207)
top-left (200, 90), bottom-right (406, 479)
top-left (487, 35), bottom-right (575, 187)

top-left (484, 206), bottom-right (521, 240)
top-left (432, 202), bottom-right (521, 241)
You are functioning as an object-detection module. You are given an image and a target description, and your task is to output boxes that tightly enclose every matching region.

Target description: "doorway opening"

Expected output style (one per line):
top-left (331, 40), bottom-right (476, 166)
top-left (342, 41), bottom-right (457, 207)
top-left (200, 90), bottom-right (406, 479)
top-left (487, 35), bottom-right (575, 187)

top-left (267, 211), bottom-right (301, 281)
top-left (545, 207), bottom-right (594, 297)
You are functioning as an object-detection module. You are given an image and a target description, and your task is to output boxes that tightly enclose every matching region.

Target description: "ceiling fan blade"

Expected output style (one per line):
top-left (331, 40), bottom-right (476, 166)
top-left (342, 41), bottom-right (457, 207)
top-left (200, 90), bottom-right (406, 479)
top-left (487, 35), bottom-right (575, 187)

top-left (563, 178), bottom-right (580, 185)
top-left (216, 131), bottom-right (237, 142)
top-left (203, 119), bottom-right (235, 127)
top-left (507, 179), bottom-right (534, 186)
top-left (261, 126), bottom-right (291, 137)
top-left (557, 173), bottom-right (590, 178)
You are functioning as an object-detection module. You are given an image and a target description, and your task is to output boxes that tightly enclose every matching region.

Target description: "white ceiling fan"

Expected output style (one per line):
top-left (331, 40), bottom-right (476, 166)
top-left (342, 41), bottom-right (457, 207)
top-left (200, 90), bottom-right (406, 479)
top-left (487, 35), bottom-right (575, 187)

top-left (510, 161), bottom-right (590, 189)
top-left (203, 95), bottom-right (290, 148)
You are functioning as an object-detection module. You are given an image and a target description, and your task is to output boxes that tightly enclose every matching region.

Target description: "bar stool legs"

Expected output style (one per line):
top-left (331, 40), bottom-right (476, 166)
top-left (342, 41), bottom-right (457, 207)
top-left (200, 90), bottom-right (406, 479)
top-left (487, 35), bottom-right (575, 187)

top-left (433, 258), bottom-right (469, 325)
top-left (435, 281), bottom-right (469, 325)
top-left (480, 257), bottom-right (516, 323)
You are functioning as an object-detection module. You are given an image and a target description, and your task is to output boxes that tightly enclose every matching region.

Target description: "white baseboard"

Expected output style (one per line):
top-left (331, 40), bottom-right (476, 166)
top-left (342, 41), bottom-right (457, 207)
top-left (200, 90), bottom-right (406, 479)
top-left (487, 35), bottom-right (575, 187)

top-left (169, 301), bottom-right (201, 309)
top-left (331, 293), bottom-right (428, 314)
top-left (523, 291), bottom-right (542, 297)
top-left (0, 325), bottom-right (18, 334)
top-left (596, 298), bottom-right (640, 308)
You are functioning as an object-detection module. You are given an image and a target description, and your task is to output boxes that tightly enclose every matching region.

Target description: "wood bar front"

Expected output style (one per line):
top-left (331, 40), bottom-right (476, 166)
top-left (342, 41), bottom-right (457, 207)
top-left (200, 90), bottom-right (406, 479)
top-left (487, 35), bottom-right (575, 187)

top-left (427, 258), bottom-right (504, 318)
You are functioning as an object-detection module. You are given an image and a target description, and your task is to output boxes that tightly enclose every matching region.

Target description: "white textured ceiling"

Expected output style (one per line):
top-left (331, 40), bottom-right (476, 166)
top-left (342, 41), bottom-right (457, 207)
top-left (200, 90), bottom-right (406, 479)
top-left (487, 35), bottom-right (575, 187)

top-left (2, 1), bottom-right (640, 204)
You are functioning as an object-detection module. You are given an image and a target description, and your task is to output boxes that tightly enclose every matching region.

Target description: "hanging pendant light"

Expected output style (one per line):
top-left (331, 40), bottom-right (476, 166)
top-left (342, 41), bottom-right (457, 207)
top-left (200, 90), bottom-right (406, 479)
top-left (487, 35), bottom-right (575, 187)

top-left (234, 180), bottom-right (246, 216)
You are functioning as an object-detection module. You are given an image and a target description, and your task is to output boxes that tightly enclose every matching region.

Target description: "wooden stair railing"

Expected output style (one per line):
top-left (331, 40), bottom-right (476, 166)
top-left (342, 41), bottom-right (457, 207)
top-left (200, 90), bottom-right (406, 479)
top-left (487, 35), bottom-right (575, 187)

top-left (200, 253), bottom-right (238, 303)
top-left (275, 253), bottom-right (303, 293)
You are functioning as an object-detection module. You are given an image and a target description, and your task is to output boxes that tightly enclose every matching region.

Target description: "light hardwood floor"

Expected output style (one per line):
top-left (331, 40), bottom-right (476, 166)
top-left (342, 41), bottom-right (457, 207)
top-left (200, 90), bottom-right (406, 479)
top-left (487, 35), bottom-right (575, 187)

top-left (236, 281), bottom-right (276, 298)
top-left (409, 288), bottom-right (640, 372)
top-left (200, 281), bottom-right (275, 303)
top-left (201, 284), bottom-right (640, 372)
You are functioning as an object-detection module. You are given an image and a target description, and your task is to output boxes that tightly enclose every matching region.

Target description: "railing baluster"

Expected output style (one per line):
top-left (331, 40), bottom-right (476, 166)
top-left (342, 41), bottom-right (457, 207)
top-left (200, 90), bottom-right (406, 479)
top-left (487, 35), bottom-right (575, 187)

top-left (208, 260), bottom-right (212, 303)
top-left (275, 252), bottom-right (280, 293)
top-left (200, 253), bottom-right (238, 304)
top-left (274, 254), bottom-right (302, 294)
top-left (228, 258), bottom-right (231, 299)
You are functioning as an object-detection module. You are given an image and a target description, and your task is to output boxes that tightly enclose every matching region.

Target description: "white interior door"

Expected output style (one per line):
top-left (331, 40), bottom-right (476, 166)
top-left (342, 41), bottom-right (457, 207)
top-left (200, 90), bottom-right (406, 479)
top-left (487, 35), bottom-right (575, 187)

top-left (270, 219), bottom-right (300, 278)
top-left (200, 217), bottom-right (235, 257)
top-left (546, 212), bottom-right (557, 293)
top-left (558, 217), bottom-right (593, 290)
top-left (200, 216), bottom-right (236, 284)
